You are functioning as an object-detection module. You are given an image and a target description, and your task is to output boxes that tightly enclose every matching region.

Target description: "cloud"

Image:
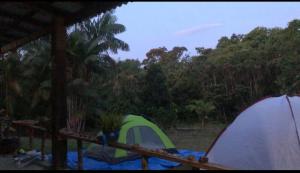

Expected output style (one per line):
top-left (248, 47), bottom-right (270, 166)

top-left (174, 23), bottom-right (223, 36)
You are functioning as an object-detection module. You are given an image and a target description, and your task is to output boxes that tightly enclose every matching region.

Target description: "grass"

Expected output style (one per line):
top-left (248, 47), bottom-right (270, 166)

top-left (166, 122), bottom-right (227, 151)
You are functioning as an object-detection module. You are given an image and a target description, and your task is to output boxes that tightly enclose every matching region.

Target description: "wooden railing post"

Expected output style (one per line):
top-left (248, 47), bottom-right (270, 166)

top-left (41, 131), bottom-right (46, 161)
top-left (194, 156), bottom-right (209, 170)
top-left (77, 139), bottom-right (83, 170)
top-left (29, 127), bottom-right (34, 150)
top-left (15, 124), bottom-right (20, 138)
top-left (141, 156), bottom-right (148, 170)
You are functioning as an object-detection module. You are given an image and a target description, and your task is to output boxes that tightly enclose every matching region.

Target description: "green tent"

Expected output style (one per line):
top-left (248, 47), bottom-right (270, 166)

top-left (85, 114), bottom-right (177, 163)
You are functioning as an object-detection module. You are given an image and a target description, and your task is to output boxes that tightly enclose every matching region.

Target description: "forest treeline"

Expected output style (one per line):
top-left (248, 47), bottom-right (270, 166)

top-left (1, 11), bottom-right (300, 129)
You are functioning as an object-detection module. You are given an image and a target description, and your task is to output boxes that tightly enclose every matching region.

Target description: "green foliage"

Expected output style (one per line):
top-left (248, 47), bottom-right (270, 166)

top-left (185, 100), bottom-right (215, 121)
top-left (98, 113), bottom-right (123, 133)
top-left (2, 17), bottom-right (300, 129)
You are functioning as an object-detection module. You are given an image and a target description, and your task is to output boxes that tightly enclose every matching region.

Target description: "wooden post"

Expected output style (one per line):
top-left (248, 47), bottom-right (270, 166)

top-left (29, 127), bottom-right (33, 150)
top-left (194, 156), bottom-right (209, 170)
top-left (141, 156), bottom-right (148, 170)
top-left (51, 16), bottom-right (68, 170)
top-left (77, 140), bottom-right (83, 170)
top-left (41, 131), bottom-right (46, 161)
top-left (16, 125), bottom-right (20, 138)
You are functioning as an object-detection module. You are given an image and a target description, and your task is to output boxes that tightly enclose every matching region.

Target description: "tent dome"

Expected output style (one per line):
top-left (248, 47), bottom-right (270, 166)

top-left (85, 114), bottom-right (177, 163)
top-left (206, 95), bottom-right (300, 170)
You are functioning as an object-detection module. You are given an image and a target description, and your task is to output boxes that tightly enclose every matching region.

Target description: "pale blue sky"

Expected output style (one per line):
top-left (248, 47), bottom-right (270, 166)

top-left (111, 2), bottom-right (300, 61)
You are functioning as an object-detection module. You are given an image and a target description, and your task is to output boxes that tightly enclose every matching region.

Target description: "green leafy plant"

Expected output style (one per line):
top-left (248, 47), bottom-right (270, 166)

top-left (98, 113), bottom-right (123, 134)
top-left (185, 100), bottom-right (216, 128)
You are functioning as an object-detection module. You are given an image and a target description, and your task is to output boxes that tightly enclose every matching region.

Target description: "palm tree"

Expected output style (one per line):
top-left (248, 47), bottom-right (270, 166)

top-left (66, 11), bottom-right (129, 131)
top-left (1, 52), bottom-right (23, 117)
top-left (20, 37), bottom-right (52, 119)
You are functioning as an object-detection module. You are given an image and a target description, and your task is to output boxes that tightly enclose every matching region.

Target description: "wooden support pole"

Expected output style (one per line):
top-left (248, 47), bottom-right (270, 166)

top-left (141, 156), bottom-right (148, 170)
top-left (29, 128), bottom-right (33, 150)
top-left (16, 125), bottom-right (20, 138)
top-left (77, 140), bottom-right (83, 170)
top-left (51, 16), bottom-right (68, 170)
top-left (193, 155), bottom-right (209, 170)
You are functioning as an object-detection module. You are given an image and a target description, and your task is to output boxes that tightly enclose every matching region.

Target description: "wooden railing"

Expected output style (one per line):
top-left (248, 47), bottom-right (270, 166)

top-left (12, 121), bottom-right (232, 170)
top-left (12, 120), bottom-right (47, 161)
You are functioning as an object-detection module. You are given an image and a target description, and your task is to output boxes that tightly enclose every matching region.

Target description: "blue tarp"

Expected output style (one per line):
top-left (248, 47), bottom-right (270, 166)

top-left (60, 149), bottom-right (205, 170)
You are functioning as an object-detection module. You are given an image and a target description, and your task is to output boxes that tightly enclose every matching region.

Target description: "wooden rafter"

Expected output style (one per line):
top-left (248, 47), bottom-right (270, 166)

top-left (0, 9), bottom-right (48, 27)
top-left (0, 29), bottom-right (50, 54)
top-left (0, 10), bottom-right (39, 34)
top-left (0, 2), bottom-right (127, 54)
top-left (0, 34), bottom-right (16, 42)
top-left (0, 23), bottom-right (33, 34)
top-left (1, 32), bottom-right (22, 40)
top-left (25, 2), bottom-right (70, 16)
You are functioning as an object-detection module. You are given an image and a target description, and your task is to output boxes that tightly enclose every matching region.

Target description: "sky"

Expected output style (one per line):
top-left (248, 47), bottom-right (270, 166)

top-left (111, 2), bottom-right (300, 61)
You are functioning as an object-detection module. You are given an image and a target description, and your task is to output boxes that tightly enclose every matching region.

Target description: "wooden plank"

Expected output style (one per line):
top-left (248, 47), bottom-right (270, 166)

top-left (13, 120), bottom-right (38, 125)
top-left (51, 16), bottom-right (67, 170)
top-left (12, 120), bottom-right (47, 132)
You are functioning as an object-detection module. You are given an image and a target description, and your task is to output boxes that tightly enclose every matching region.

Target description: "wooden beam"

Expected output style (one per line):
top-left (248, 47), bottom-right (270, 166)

top-left (0, 9), bottom-right (48, 27)
top-left (0, 23), bottom-right (33, 34)
top-left (0, 32), bottom-right (22, 40)
top-left (0, 29), bottom-right (50, 54)
top-left (0, 35), bottom-right (12, 42)
top-left (0, 30), bottom-right (27, 40)
top-left (26, 2), bottom-right (70, 16)
top-left (51, 16), bottom-right (67, 170)
top-left (109, 142), bottom-right (231, 170)
top-left (58, 129), bottom-right (232, 170)
top-left (0, 2), bottom-right (127, 54)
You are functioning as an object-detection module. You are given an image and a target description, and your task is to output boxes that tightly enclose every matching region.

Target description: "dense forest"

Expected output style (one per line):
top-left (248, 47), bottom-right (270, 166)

top-left (1, 11), bottom-right (300, 129)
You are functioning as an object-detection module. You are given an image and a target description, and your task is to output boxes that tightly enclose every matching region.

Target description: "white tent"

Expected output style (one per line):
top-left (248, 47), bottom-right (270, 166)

top-left (206, 95), bottom-right (300, 170)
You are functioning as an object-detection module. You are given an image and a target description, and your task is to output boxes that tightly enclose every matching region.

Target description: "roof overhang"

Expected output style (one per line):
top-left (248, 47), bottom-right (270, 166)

top-left (0, 1), bottom-right (128, 54)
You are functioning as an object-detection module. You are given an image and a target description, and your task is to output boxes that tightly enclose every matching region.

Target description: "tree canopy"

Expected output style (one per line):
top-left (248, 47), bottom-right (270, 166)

top-left (1, 15), bottom-right (300, 129)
